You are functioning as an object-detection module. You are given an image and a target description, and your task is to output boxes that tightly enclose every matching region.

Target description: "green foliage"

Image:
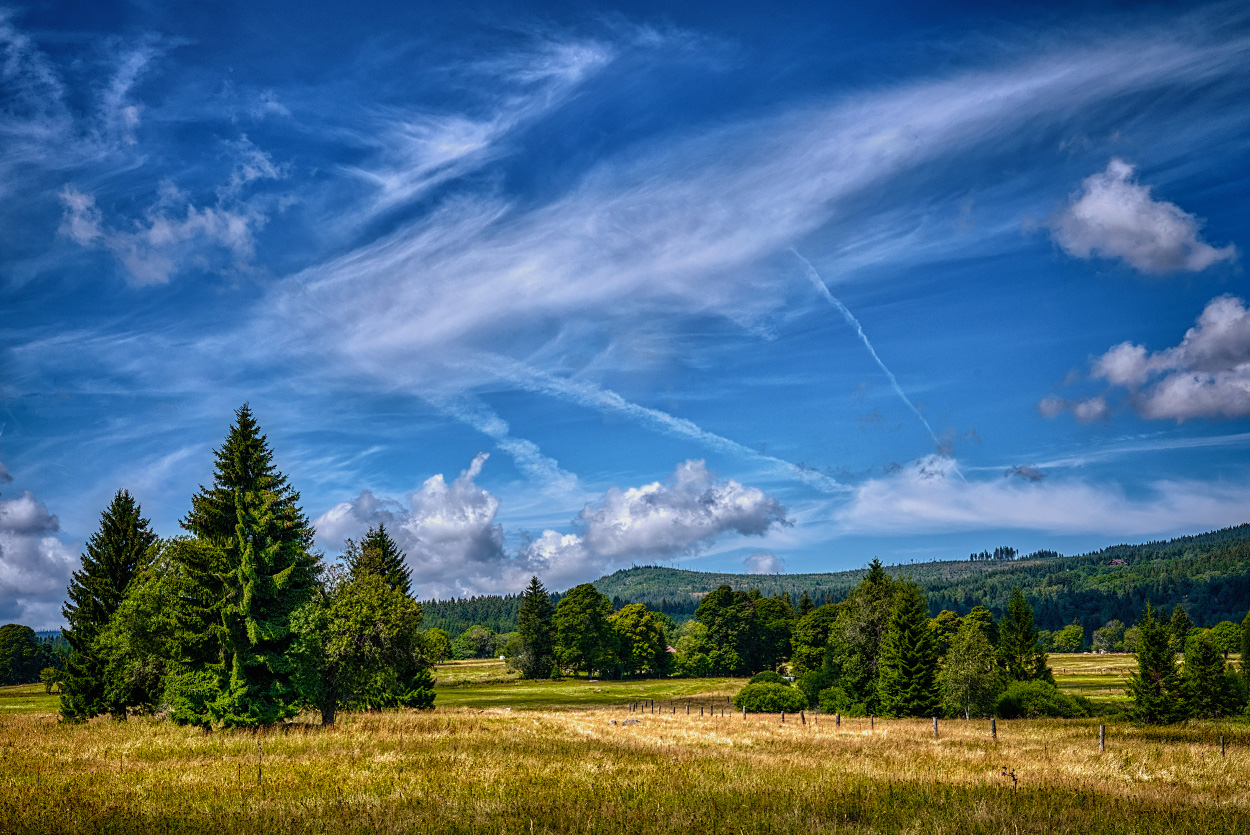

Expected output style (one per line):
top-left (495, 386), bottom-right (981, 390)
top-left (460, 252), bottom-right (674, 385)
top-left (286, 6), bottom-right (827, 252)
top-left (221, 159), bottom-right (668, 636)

top-left (1241, 608), bottom-right (1250, 680)
top-left (554, 583), bottom-right (616, 677)
top-left (1052, 623), bottom-right (1084, 653)
top-left (995, 680), bottom-right (1091, 718)
top-left (1092, 620), bottom-right (1125, 652)
top-left (453, 625), bottom-right (501, 659)
top-left (1180, 630), bottom-right (1240, 719)
top-left (609, 603), bottom-right (669, 677)
top-left (748, 670), bottom-right (788, 685)
top-left (794, 669), bottom-right (831, 709)
top-left (1206, 621), bottom-right (1241, 657)
top-left (733, 681), bottom-right (807, 713)
top-left (998, 588), bottom-right (1052, 683)
top-left (1126, 604), bottom-right (1185, 724)
top-left (291, 569), bottom-right (434, 725)
top-left (514, 576), bottom-right (556, 679)
top-left (822, 559), bottom-right (897, 716)
top-left (39, 667), bottom-right (63, 694)
top-left (938, 622), bottom-right (1004, 719)
top-left (60, 490), bottom-right (158, 720)
top-left (672, 621), bottom-right (738, 677)
top-left (344, 524), bottom-right (411, 597)
top-left (0, 625), bottom-right (48, 686)
top-left (876, 582), bottom-right (940, 718)
top-left (1168, 605), bottom-right (1193, 653)
top-left (928, 610), bottom-right (962, 655)
top-left (789, 604), bottom-right (838, 675)
top-left (423, 628), bottom-right (452, 663)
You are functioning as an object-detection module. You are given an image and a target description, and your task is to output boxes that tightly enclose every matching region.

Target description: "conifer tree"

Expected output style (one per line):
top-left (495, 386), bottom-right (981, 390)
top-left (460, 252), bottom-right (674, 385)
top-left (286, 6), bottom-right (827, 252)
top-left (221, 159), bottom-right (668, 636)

top-left (1169, 605), bottom-right (1193, 653)
top-left (345, 524), bottom-right (411, 597)
top-left (211, 489), bottom-right (319, 728)
top-left (876, 582), bottom-right (940, 717)
top-left (998, 588), bottom-right (1052, 683)
top-left (61, 490), bottom-right (157, 721)
top-left (182, 404), bottom-right (314, 564)
top-left (1242, 609), bottom-right (1250, 686)
top-left (1126, 604), bottom-right (1185, 724)
top-left (1181, 630), bottom-right (1238, 719)
top-left (798, 590), bottom-right (814, 616)
top-left (515, 576), bottom-right (556, 679)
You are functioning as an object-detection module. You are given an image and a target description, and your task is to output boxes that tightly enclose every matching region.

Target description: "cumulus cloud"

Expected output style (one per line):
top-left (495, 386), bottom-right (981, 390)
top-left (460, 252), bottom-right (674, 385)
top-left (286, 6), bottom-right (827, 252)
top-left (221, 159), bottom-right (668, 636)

top-left (838, 454), bottom-right (1250, 537)
top-left (59, 139), bottom-right (285, 285)
top-left (0, 491), bottom-right (77, 629)
top-left (1046, 295), bottom-right (1250, 422)
top-left (1049, 158), bottom-right (1236, 274)
top-left (314, 457), bottom-right (789, 598)
top-left (744, 551), bottom-right (785, 574)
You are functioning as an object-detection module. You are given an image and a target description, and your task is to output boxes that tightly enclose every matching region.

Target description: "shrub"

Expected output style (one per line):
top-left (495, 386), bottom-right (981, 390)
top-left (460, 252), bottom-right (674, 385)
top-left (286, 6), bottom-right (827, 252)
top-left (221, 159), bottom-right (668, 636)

top-left (734, 682), bottom-right (808, 714)
top-left (995, 680), bottom-right (1091, 719)
top-left (748, 671), bottom-right (788, 686)
top-left (817, 685), bottom-right (869, 717)
top-left (795, 669), bottom-right (832, 708)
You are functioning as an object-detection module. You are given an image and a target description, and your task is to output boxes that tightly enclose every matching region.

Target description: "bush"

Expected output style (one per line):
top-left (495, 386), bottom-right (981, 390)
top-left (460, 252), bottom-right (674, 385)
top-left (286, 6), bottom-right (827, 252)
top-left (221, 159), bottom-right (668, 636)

top-left (795, 669), bottom-right (832, 708)
top-left (995, 680), bottom-right (1092, 719)
top-left (748, 671), bottom-right (788, 686)
top-left (817, 685), bottom-right (869, 717)
top-left (734, 682), bottom-right (808, 714)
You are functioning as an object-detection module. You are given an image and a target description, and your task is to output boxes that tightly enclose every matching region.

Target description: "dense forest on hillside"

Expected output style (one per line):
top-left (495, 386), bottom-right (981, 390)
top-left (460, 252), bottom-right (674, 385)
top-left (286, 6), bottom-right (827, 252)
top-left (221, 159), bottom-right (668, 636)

top-left (420, 524), bottom-right (1250, 635)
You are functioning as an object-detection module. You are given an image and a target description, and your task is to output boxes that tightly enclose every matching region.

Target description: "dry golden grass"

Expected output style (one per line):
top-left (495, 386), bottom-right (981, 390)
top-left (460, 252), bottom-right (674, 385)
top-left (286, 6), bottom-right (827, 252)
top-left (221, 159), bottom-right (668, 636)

top-left (3, 701), bottom-right (1249, 834)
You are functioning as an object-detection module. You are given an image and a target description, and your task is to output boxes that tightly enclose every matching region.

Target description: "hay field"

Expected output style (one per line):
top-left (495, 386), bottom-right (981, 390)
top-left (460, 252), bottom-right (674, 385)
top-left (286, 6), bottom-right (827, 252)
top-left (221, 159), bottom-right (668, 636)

top-left (2, 658), bottom-right (1247, 834)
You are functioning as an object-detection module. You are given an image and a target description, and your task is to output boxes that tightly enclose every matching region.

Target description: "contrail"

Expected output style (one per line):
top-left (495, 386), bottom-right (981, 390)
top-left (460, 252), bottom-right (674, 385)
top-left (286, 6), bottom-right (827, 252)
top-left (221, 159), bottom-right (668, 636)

top-left (792, 249), bottom-right (943, 451)
top-left (468, 354), bottom-right (850, 495)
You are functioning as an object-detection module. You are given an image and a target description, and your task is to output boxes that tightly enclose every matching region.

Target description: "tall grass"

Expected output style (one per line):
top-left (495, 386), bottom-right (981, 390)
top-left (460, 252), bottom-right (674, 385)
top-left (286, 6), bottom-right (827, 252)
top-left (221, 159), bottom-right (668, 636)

top-left (3, 706), bottom-right (1248, 834)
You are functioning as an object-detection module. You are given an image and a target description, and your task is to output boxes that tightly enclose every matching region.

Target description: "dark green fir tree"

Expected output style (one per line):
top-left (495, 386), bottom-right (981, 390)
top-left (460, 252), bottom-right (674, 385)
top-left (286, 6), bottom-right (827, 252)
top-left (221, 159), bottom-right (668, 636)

top-left (61, 490), bottom-right (157, 721)
top-left (516, 576), bottom-right (556, 679)
top-left (1181, 630), bottom-right (1238, 719)
top-left (211, 489), bottom-right (319, 728)
top-left (998, 588), bottom-right (1052, 683)
top-left (1126, 604), bottom-right (1185, 724)
top-left (345, 524), bottom-right (411, 597)
top-left (876, 582), bottom-right (940, 718)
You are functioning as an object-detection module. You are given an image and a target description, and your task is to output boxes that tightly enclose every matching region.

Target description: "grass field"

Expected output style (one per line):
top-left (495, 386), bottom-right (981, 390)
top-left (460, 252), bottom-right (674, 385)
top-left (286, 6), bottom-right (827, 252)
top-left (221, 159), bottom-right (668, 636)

top-left (2, 656), bottom-right (1247, 834)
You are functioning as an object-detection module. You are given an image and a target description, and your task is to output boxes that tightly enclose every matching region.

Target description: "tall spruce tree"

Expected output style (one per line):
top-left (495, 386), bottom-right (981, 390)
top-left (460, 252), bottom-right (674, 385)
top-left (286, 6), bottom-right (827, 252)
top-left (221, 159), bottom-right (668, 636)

top-left (344, 524), bottom-right (411, 597)
top-left (876, 582), bottom-right (941, 718)
top-left (174, 406), bottom-right (319, 728)
top-left (211, 488), bottom-right (319, 728)
top-left (1181, 630), bottom-right (1238, 719)
top-left (998, 588), bottom-right (1052, 683)
top-left (1126, 604), bottom-right (1185, 724)
top-left (61, 490), bottom-right (157, 721)
top-left (515, 576), bottom-right (556, 679)
top-left (1169, 605), bottom-right (1193, 654)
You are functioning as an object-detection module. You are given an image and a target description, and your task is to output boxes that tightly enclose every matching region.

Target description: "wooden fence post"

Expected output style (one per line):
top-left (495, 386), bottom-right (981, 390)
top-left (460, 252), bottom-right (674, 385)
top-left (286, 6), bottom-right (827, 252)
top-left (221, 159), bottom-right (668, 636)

top-left (836, 713), bottom-right (840, 728)
top-left (742, 706), bottom-right (746, 720)
top-left (1099, 724), bottom-right (1105, 752)
top-left (991, 718), bottom-right (996, 741)
top-left (870, 715), bottom-right (874, 730)
top-left (781, 710), bottom-right (785, 724)
top-left (933, 717), bottom-right (938, 738)
top-left (801, 710), bottom-right (806, 725)
top-left (1221, 736), bottom-right (1226, 758)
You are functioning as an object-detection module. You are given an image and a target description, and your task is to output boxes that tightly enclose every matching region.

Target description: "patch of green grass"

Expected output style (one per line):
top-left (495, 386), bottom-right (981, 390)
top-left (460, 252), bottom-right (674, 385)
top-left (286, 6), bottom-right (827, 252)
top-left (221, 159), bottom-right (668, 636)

top-left (434, 664), bottom-right (739, 709)
top-left (0, 684), bottom-right (59, 715)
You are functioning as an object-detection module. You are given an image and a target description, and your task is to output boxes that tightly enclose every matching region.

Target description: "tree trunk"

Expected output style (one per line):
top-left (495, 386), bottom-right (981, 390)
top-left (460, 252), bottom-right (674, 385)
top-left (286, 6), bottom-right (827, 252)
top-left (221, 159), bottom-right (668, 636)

top-left (321, 702), bottom-right (336, 726)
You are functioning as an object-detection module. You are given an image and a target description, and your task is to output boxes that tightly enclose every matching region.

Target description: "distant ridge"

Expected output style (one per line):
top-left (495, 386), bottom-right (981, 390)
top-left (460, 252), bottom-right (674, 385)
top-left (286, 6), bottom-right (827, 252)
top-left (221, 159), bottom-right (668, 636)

top-left (420, 523), bottom-right (1250, 636)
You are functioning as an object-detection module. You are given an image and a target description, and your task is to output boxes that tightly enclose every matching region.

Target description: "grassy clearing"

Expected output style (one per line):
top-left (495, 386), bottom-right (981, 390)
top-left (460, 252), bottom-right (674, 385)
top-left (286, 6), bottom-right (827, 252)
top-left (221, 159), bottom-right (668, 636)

top-left (0, 684), bottom-right (58, 715)
top-left (3, 705), bottom-right (1249, 834)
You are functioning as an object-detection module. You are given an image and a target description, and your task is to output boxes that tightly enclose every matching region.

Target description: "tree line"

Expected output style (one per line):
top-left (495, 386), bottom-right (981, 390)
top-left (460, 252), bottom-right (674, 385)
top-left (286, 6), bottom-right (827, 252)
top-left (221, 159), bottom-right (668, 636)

top-left (56, 405), bottom-right (436, 728)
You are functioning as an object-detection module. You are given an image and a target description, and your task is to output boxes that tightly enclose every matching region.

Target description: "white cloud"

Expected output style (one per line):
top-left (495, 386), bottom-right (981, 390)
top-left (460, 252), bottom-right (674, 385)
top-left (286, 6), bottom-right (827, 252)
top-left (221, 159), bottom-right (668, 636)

top-left (59, 140), bottom-right (285, 285)
top-left (744, 551), bottom-right (785, 574)
top-left (0, 491), bottom-right (76, 629)
top-left (1036, 394), bottom-right (1109, 423)
top-left (837, 454), bottom-right (1250, 537)
top-left (1081, 295), bottom-right (1250, 421)
top-left (1049, 158), bottom-right (1236, 274)
top-left (314, 457), bottom-right (789, 598)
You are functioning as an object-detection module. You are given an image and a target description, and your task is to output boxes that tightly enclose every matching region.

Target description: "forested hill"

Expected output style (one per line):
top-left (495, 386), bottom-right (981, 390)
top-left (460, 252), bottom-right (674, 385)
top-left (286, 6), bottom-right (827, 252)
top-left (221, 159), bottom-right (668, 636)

top-left (593, 523), bottom-right (1250, 634)
top-left (417, 523), bottom-right (1250, 637)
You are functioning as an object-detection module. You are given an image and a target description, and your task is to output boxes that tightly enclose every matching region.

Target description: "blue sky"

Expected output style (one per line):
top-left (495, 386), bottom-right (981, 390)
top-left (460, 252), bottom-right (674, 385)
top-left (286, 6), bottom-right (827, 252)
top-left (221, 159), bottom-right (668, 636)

top-left (3, 0), bottom-right (1250, 627)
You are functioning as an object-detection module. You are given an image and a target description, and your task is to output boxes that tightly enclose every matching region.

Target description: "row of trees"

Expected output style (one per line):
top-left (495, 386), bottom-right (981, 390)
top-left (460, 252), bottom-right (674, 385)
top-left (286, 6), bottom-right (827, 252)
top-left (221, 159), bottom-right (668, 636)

top-left (1037, 605), bottom-right (1244, 656)
top-left (0, 625), bottom-right (65, 686)
top-left (58, 406), bottom-right (436, 728)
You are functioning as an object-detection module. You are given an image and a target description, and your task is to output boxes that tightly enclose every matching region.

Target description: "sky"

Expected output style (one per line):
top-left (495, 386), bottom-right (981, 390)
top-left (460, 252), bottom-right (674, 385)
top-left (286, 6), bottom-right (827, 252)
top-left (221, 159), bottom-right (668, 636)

top-left (3, 0), bottom-right (1250, 628)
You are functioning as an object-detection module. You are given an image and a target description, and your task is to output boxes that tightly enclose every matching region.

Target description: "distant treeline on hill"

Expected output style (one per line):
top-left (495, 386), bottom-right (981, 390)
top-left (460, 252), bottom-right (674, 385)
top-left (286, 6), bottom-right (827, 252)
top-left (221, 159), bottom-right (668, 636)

top-left (422, 523), bottom-right (1250, 638)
